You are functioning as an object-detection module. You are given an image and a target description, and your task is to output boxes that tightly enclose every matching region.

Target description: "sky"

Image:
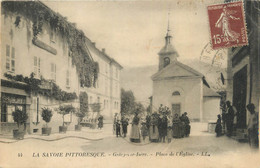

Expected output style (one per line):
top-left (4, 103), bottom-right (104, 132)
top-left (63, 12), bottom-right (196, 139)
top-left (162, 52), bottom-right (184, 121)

top-left (44, 0), bottom-right (226, 68)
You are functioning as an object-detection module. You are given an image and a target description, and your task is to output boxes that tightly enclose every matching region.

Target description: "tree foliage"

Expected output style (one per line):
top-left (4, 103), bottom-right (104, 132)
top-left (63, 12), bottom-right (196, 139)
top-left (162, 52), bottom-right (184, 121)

top-left (121, 89), bottom-right (136, 115)
top-left (4, 73), bottom-right (77, 101)
top-left (79, 92), bottom-right (88, 115)
top-left (56, 104), bottom-right (76, 126)
top-left (90, 103), bottom-right (101, 113)
top-left (134, 102), bottom-right (145, 115)
top-left (77, 92), bottom-right (88, 124)
top-left (2, 1), bottom-right (99, 87)
top-left (120, 89), bottom-right (145, 115)
top-left (12, 109), bottom-right (28, 128)
top-left (41, 107), bottom-right (53, 127)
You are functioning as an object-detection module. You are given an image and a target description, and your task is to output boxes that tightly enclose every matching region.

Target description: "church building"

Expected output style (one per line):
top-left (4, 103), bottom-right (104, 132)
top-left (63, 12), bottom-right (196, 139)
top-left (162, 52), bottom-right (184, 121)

top-left (151, 24), bottom-right (221, 122)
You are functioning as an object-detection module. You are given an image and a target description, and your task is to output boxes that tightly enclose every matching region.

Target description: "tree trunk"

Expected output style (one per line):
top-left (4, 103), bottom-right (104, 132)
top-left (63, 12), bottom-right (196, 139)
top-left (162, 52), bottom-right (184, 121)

top-left (24, 122), bottom-right (27, 132)
top-left (63, 115), bottom-right (64, 126)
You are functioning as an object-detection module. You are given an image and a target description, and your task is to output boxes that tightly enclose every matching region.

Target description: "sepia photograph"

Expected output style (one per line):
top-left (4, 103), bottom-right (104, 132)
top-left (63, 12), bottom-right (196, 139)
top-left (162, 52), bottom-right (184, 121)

top-left (0, 0), bottom-right (259, 167)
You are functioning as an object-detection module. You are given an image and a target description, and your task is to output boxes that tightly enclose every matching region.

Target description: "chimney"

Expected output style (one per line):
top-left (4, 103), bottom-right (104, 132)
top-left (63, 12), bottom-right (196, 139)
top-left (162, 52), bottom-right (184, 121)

top-left (102, 48), bottom-right (106, 53)
top-left (92, 42), bottom-right (96, 47)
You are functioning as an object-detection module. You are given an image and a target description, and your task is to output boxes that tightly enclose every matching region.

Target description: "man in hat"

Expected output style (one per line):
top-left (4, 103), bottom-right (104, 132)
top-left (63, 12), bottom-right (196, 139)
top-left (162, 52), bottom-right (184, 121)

top-left (121, 116), bottom-right (129, 138)
top-left (115, 119), bottom-right (121, 137)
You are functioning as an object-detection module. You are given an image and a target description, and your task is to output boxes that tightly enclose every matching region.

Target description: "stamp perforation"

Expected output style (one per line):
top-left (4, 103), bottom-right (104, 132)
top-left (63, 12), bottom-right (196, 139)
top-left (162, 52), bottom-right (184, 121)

top-left (206, 0), bottom-right (249, 50)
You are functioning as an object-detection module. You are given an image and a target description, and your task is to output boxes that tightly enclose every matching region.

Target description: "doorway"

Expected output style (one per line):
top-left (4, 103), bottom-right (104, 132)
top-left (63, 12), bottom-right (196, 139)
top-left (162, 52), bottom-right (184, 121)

top-left (172, 103), bottom-right (181, 116)
top-left (233, 65), bottom-right (247, 129)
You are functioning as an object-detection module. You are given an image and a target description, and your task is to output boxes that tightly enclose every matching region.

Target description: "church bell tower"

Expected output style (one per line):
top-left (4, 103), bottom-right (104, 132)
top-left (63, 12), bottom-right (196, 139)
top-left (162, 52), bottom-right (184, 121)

top-left (158, 13), bottom-right (179, 71)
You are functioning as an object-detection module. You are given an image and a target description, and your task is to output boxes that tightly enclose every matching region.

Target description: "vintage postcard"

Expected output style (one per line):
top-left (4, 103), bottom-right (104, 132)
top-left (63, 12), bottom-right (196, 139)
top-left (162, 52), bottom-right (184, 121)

top-left (0, 0), bottom-right (259, 168)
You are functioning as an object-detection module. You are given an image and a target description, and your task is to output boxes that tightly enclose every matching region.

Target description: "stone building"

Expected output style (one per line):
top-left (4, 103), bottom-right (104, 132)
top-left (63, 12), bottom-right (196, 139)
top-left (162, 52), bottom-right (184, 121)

top-left (0, 1), bottom-right (122, 134)
top-left (151, 25), bottom-right (221, 121)
top-left (81, 39), bottom-right (122, 121)
top-left (225, 0), bottom-right (259, 131)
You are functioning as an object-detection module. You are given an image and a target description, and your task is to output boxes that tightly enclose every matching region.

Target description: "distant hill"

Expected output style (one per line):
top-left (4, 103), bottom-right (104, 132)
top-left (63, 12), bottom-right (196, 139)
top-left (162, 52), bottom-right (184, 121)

top-left (121, 59), bottom-right (226, 103)
top-left (121, 65), bottom-right (157, 103)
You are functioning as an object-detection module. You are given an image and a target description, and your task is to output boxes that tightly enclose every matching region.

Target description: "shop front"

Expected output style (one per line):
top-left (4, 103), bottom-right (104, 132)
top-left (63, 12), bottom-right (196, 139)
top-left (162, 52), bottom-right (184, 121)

top-left (0, 80), bottom-right (30, 134)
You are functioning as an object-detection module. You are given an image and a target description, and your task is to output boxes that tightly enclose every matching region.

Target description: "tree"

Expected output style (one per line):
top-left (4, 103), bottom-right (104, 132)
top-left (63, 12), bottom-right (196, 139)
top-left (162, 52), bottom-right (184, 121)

top-left (12, 109), bottom-right (28, 129)
top-left (56, 104), bottom-right (76, 126)
top-left (41, 107), bottom-right (53, 127)
top-left (90, 103), bottom-right (101, 113)
top-left (121, 88), bottom-right (136, 116)
top-left (134, 102), bottom-right (145, 115)
top-left (78, 92), bottom-right (88, 124)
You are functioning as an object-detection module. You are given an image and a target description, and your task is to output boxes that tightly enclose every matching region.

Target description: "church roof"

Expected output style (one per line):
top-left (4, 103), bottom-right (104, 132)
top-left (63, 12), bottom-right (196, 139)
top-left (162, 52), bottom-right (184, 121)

top-left (158, 43), bottom-right (179, 56)
top-left (151, 60), bottom-right (204, 80)
top-left (203, 85), bottom-right (221, 97)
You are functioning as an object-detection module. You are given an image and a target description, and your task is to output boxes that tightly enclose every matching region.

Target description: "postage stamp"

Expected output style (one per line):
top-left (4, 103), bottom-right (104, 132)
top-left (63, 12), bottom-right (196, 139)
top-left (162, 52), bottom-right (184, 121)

top-left (207, 1), bottom-right (248, 50)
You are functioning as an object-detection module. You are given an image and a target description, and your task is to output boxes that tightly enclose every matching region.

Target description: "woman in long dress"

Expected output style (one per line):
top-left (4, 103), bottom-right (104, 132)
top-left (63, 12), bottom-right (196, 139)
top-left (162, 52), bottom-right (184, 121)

top-left (149, 113), bottom-right (159, 142)
top-left (172, 114), bottom-right (182, 138)
top-left (215, 6), bottom-right (240, 44)
top-left (130, 113), bottom-right (141, 143)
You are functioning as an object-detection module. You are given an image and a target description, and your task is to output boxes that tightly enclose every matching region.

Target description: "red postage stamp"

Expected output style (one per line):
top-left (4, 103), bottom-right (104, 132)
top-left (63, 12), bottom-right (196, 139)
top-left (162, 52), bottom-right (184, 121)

top-left (207, 1), bottom-right (248, 50)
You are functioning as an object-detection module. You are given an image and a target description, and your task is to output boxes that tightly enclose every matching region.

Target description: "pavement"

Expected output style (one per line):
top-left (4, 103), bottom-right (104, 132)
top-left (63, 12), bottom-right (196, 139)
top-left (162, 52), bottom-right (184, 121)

top-left (0, 122), bottom-right (259, 168)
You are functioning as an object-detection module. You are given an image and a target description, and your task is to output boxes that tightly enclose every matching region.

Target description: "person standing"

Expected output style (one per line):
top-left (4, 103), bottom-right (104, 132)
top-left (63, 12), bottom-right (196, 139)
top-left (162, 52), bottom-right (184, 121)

top-left (167, 115), bottom-right (173, 143)
top-left (158, 115), bottom-right (163, 142)
top-left (130, 113), bottom-right (141, 143)
top-left (221, 103), bottom-right (227, 134)
top-left (225, 101), bottom-right (237, 137)
top-left (182, 112), bottom-right (190, 137)
top-left (172, 114), bottom-right (182, 138)
top-left (246, 103), bottom-right (259, 148)
top-left (160, 113), bottom-right (168, 143)
top-left (215, 114), bottom-right (222, 137)
top-left (141, 122), bottom-right (148, 141)
top-left (116, 119), bottom-right (121, 137)
top-left (121, 117), bottom-right (129, 138)
top-left (113, 113), bottom-right (118, 134)
top-left (146, 114), bottom-right (151, 141)
top-left (97, 115), bottom-right (103, 129)
top-left (149, 113), bottom-right (159, 142)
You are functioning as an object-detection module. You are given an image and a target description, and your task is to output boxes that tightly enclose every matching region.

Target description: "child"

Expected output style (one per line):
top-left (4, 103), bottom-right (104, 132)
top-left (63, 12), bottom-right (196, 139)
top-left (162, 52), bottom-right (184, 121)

top-left (141, 122), bottom-right (148, 141)
top-left (215, 114), bottom-right (222, 137)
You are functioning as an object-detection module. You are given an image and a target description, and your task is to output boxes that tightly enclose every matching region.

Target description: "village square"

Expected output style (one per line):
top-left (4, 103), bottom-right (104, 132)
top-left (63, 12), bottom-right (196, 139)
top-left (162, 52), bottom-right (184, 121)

top-left (0, 1), bottom-right (259, 168)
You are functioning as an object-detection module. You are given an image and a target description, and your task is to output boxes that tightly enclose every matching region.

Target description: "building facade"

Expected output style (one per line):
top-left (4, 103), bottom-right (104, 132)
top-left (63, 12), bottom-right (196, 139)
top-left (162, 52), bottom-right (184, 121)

top-left (0, 1), bottom-right (122, 134)
top-left (151, 25), bottom-right (221, 122)
top-left (82, 39), bottom-right (122, 121)
top-left (226, 0), bottom-right (259, 130)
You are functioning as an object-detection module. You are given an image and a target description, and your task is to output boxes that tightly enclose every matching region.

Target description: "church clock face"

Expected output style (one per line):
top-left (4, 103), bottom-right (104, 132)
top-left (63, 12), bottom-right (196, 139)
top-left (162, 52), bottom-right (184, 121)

top-left (164, 57), bottom-right (170, 67)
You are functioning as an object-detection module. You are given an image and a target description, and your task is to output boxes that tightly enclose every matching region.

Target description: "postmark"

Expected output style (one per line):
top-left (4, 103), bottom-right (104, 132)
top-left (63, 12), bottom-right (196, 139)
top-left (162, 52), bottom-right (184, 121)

top-left (207, 1), bottom-right (248, 50)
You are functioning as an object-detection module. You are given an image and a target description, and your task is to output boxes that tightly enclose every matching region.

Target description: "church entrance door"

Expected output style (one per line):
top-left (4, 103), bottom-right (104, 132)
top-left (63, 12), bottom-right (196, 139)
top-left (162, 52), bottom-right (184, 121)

top-left (172, 104), bottom-right (181, 116)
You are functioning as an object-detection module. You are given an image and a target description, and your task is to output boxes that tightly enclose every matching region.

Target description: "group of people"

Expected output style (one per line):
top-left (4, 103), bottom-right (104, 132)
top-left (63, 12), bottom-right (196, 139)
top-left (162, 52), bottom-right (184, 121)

top-left (144, 112), bottom-right (190, 143)
top-left (215, 101), bottom-right (259, 148)
top-left (114, 110), bottom-right (191, 143)
top-left (215, 101), bottom-right (237, 137)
